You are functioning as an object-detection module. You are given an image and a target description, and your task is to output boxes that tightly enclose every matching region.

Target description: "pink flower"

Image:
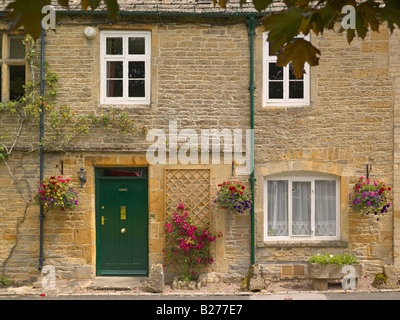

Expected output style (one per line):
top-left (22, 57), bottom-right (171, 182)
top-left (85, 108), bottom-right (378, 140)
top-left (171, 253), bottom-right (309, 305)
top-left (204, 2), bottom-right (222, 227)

top-left (177, 203), bottom-right (185, 210)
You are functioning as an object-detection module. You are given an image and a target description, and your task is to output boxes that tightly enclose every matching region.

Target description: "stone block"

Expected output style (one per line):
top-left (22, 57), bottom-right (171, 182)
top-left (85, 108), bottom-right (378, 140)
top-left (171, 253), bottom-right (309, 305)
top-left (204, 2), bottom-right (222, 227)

top-left (243, 264), bottom-right (270, 292)
top-left (308, 263), bottom-right (362, 291)
top-left (73, 266), bottom-right (93, 279)
top-left (373, 265), bottom-right (399, 289)
top-left (172, 276), bottom-right (201, 290)
top-left (147, 263), bottom-right (165, 293)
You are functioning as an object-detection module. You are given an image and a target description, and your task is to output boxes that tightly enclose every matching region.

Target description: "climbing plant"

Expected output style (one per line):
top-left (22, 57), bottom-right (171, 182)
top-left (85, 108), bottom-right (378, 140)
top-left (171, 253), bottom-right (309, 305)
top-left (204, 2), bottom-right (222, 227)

top-left (0, 35), bottom-right (139, 277)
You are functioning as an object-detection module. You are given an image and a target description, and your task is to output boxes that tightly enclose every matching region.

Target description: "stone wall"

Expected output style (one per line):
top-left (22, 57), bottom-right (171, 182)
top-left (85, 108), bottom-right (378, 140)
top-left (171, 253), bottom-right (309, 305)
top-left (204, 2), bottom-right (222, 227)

top-left (0, 15), bottom-right (398, 282)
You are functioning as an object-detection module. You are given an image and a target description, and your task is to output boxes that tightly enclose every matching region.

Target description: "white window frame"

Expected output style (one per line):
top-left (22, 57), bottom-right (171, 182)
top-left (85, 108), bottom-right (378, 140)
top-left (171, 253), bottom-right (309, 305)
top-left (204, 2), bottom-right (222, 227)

top-left (262, 32), bottom-right (310, 107)
top-left (264, 172), bottom-right (340, 242)
top-left (0, 33), bottom-right (27, 102)
top-left (100, 31), bottom-right (151, 105)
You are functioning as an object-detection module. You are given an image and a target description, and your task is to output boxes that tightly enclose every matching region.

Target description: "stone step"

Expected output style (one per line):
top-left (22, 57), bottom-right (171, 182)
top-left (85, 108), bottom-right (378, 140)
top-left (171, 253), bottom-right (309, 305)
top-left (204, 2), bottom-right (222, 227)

top-left (88, 276), bottom-right (148, 291)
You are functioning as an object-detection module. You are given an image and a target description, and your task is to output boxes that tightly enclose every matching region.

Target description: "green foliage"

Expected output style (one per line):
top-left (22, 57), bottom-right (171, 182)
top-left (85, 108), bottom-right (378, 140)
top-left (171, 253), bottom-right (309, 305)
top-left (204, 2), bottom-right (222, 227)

top-left (0, 276), bottom-right (11, 286)
top-left (308, 252), bottom-right (359, 265)
top-left (6, 0), bottom-right (400, 77)
top-left (374, 272), bottom-right (388, 284)
top-left (0, 35), bottom-right (137, 158)
top-left (6, 0), bottom-right (120, 41)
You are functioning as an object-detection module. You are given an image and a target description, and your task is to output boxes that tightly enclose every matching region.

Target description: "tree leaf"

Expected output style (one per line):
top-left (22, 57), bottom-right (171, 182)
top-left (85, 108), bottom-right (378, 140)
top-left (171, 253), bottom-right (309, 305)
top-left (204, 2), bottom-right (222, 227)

top-left (276, 38), bottom-right (321, 78)
top-left (82, 0), bottom-right (103, 12)
top-left (357, 0), bottom-right (380, 32)
top-left (81, 0), bottom-right (90, 11)
top-left (89, 0), bottom-right (102, 10)
top-left (104, 0), bottom-right (119, 17)
top-left (212, 0), bottom-right (227, 8)
top-left (317, 5), bottom-right (339, 30)
top-left (6, 0), bottom-right (51, 40)
top-left (252, 0), bottom-right (273, 12)
top-left (354, 9), bottom-right (369, 40)
top-left (381, 0), bottom-right (400, 33)
top-left (57, 0), bottom-right (69, 7)
top-left (263, 6), bottom-right (304, 55)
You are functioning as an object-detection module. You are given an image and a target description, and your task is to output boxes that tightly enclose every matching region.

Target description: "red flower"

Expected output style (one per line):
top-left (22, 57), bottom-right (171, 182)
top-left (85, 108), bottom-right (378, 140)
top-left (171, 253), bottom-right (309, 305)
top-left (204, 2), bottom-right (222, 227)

top-left (241, 185), bottom-right (245, 190)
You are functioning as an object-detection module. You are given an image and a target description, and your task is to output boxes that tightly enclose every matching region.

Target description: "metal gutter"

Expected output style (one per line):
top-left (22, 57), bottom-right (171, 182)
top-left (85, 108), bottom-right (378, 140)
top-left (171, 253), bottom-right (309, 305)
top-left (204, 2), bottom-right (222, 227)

top-left (56, 7), bottom-right (268, 18)
top-left (38, 27), bottom-right (46, 271)
top-left (247, 16), bottom-right (257, 266)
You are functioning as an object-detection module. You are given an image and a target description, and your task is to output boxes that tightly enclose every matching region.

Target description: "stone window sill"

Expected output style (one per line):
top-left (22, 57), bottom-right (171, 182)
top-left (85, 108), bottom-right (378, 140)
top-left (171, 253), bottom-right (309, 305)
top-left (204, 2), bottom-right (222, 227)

top-left (257, 240), bottom-right (349, 248)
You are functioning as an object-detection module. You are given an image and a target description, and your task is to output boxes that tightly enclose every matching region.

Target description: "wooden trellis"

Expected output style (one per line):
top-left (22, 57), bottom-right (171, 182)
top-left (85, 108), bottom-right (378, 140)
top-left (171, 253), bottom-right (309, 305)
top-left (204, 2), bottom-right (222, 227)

top-left (165, 168), bottom-right (211, 228)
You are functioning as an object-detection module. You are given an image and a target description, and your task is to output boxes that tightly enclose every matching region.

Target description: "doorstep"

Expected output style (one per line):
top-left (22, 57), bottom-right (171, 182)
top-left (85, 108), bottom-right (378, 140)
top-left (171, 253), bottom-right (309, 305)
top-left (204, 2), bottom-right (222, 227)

top-left (88, 276), bottom-right (148, 291)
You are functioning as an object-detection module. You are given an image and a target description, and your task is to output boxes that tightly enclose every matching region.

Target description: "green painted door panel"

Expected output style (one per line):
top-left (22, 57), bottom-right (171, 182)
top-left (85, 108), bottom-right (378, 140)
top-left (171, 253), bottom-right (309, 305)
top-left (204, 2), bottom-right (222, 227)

top-left (96, 176), bottom-right (148, 276)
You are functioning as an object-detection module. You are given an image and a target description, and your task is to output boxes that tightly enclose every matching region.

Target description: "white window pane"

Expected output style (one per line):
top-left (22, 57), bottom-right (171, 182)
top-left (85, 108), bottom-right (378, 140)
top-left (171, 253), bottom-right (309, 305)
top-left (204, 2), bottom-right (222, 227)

top-left (315, 180), bottom-right (336, 236)
top-left (129, 37), bottom-right (145, 55)
top-left (106, 61), bottom-right (123, 78)
top-left (9, 65), bottom-right (25, 100)
top-left (289, 81), bottom-right (304, 99)
top-left (269, 62), bottom-right (283, 80)
top-left (292, 181), bottom-right (311, 236)
top-left (129, 80), bottom-right (145, 97)
top-left (269, 82), bottom-right (283, 99)
top-left (267, 180), bottom-right (288, 236)
top-left (106, 80), bottom-right (123, 97)
top-left (9, 36), bottom-right (25, 59)
top-left (128, 61), bottom-right (145, 79)
top-left (106, 37), bottom-right (123, 55)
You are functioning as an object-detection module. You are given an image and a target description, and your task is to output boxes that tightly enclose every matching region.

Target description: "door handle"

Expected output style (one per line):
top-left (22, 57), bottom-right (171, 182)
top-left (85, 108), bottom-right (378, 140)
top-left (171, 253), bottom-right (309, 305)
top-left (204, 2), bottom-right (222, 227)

top-left (121, 228), bottom-right (126, 234)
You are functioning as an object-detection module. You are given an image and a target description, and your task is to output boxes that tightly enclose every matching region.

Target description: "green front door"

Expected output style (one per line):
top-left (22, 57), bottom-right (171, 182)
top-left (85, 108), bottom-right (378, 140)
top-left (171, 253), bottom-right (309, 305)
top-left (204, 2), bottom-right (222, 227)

top-left (96, 168), bottom-right (148, 276)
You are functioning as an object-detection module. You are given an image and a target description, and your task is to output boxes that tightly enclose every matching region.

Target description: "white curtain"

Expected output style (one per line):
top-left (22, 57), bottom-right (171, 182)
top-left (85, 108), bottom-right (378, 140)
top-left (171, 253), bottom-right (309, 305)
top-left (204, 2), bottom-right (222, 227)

top-left (267, 180), bottom-right (288, 236)
top-left (292, 181), bottom-right (311, 235)
top-left (267, 179), bottom-right (337, 238)
top-left (315, 180), bottom-right (336, 236)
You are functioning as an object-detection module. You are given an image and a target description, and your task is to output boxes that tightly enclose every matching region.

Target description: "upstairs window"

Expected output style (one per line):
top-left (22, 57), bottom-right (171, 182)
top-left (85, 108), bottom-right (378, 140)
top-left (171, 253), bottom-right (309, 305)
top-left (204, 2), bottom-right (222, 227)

top-left (100, 31), bottom-right (151, 105)
top-left (0, 34), bottom-right (26, 102)
top-left (262, 32), bottom-right (310, 107)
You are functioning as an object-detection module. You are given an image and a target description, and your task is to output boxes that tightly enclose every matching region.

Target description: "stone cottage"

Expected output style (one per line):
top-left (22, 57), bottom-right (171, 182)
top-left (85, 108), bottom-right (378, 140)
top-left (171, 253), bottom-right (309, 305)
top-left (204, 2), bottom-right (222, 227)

top-left (0, 0), bottom-right (400, 284)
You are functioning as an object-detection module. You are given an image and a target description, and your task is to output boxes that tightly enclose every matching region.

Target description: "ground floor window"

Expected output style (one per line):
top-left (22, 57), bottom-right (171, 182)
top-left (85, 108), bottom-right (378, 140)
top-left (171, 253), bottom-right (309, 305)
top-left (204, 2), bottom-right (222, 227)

top-left (264, 172), bottom-right (340, 241)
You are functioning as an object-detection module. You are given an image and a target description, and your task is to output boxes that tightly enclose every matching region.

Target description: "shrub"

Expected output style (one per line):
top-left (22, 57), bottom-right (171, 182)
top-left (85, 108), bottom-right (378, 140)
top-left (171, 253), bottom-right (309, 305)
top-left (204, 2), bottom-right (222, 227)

top-left (163, 203), bottom-right (222, 282)
top-left (308, 252), bottom-right (359, 265)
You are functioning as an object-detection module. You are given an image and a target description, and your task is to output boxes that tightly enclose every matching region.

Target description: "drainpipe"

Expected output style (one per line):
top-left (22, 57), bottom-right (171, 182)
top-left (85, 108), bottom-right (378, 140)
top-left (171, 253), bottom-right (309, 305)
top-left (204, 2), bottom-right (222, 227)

top-left (247, 16), bottom-right (257, 266)
top-left (38, 27), bottom-right (46, 271)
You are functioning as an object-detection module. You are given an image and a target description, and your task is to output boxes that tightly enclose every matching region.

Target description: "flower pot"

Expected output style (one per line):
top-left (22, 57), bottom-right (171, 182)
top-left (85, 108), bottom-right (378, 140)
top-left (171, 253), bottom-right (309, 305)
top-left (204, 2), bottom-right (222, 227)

top-left (308, 262), bottom-right (362, 291)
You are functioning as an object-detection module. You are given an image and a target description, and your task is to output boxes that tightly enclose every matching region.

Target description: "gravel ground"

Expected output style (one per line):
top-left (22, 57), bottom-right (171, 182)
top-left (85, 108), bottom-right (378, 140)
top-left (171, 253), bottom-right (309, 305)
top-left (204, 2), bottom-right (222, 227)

top-left (0, 274), bottom-right (379, 296)
top-left (139, 274), bottom-right (379, 295)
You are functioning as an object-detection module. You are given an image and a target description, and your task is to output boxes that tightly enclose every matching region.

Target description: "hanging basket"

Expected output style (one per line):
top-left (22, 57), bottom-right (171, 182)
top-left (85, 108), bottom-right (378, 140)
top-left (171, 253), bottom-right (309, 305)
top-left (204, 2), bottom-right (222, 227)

top-left (348, 176), bottom-right (391, 221)
top-left (34, 176), bottom-right (78, 211)
top-left (213, 181), bottom-right (252, 215)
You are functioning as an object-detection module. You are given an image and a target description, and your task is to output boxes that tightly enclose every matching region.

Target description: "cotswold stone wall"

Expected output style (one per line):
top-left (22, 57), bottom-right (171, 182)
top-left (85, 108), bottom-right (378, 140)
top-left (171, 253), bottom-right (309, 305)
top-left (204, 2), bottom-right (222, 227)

top-left (0, 15), bottom-right (397, 282)
top-left (254, 25), bottom-right (394, 277)
top-left (391, 29), bottom-right (400, 275)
